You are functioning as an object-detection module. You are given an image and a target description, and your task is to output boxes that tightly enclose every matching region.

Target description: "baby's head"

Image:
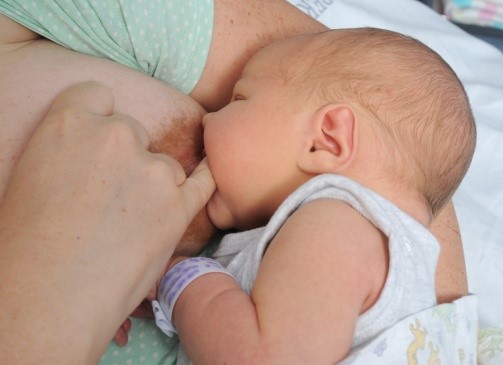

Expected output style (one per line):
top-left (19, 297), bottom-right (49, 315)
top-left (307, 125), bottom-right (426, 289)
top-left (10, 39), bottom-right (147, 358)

top-left (203, 27), bottom-right (476, 230)
top-left (283, 28), bottom-right (476, 218)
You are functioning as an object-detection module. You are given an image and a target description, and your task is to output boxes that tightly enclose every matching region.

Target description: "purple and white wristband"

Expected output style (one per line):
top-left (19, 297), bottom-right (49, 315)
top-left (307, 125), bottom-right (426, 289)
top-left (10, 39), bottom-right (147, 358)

top-left (151, 257), bottom-right (234, 336)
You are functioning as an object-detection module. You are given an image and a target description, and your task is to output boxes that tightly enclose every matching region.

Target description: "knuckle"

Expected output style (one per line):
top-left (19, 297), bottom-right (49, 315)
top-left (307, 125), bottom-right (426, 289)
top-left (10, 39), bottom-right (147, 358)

top-left (53, 105), bottom-right (80, 121)
top-left (144, 159), bottom-right (177, 184)
top-left (47, 106), bottom-right (84, 136)
top-left (102, 120), bottom-right (139, 147)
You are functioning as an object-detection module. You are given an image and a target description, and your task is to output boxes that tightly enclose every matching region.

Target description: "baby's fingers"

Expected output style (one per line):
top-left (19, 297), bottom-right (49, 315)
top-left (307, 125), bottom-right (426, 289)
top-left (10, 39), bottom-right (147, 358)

top-left (113, 318), bottom-right (132, 347)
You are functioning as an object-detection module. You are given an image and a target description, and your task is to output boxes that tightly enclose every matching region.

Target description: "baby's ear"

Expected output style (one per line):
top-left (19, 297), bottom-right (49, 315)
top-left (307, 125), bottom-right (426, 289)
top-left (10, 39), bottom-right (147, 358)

top-left (297, 104), bottom-right (357, 175)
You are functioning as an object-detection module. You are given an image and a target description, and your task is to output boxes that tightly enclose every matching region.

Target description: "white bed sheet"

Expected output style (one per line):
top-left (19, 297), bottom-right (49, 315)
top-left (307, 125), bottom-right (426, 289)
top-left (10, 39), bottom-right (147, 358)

top-left (289, 0), bottom-right (503, 329)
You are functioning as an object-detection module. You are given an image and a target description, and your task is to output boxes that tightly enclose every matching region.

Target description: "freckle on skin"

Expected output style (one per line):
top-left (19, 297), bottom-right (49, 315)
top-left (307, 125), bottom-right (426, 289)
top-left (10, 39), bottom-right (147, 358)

top-left (122, 207), bottom-right (127, 213)
top-left (76, 236), bottom-right (80, 240)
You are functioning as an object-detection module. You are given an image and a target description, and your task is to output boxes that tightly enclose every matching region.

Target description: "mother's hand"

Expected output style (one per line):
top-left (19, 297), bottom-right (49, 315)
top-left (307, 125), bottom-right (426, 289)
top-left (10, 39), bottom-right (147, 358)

top-left (0, 82), bottom-right (215, 364)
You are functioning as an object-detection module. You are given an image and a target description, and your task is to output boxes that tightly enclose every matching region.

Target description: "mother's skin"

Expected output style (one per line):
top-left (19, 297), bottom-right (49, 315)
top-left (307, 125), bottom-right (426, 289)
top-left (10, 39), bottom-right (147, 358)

top-left (0, 0), bottom-right (466, 302)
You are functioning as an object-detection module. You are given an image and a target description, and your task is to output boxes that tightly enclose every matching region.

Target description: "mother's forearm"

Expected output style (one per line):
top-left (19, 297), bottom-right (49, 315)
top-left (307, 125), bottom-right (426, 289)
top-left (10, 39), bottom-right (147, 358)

top-left (191, 0), bottom-right (328, 111)
top-left (430, 200), bottom-right (468, 303)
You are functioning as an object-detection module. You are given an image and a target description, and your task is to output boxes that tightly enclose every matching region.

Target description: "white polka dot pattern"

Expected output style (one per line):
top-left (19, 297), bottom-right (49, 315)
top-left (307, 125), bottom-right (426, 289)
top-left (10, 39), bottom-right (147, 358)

top-left (100, 318), bottom-right (180, 365)
top-left (0, 0), bottom-right (214, 94)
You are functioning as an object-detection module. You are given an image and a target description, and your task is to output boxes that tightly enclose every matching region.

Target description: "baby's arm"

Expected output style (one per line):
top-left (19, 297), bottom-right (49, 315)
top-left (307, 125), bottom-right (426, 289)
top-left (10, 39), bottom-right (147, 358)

top-left (168, 199), bottom-right (388, 364)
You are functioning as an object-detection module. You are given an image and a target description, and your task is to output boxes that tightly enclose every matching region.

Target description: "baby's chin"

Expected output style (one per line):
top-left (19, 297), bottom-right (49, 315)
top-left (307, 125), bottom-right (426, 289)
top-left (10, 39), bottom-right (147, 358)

top-left (206, 193), bottom-right (236, 231)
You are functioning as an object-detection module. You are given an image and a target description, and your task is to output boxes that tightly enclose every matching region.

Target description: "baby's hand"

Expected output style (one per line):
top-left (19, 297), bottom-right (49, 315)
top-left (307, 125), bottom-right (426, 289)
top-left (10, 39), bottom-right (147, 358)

top-left (113, 318), bottom-right (131, 347)
top-left (113, 300), bottom-right (155, 347)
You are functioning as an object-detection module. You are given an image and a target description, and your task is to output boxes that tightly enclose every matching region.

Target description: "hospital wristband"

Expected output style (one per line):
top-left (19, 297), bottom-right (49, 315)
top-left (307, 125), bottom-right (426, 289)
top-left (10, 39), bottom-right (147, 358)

top-left (152, 257), bottom-right (234, 336)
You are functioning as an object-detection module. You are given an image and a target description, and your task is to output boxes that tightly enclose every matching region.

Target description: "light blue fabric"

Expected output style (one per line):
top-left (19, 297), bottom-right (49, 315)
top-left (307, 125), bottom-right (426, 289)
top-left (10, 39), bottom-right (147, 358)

top-left (100, 318), bottom-right (179, 365)
top-left (453, 0), bottom-right (473, 8)
top-left (0, 0), bottom-right (214, 93)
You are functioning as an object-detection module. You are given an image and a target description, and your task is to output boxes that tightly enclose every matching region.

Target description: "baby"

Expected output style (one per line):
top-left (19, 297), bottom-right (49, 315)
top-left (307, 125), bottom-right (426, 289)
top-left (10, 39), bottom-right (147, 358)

top-left (152, 27), bottom-right (476, 364)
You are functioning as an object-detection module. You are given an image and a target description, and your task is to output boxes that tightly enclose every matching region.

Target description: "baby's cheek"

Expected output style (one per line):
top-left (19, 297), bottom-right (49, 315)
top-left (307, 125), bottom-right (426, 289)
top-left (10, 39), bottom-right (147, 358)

top-left (206, 192), bottom-right (235, 230)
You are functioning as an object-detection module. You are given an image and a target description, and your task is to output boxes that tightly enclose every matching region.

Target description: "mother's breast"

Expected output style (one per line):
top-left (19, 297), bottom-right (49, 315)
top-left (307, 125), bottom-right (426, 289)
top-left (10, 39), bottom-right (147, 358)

top-left (0, 38), bottom-right (215, 252)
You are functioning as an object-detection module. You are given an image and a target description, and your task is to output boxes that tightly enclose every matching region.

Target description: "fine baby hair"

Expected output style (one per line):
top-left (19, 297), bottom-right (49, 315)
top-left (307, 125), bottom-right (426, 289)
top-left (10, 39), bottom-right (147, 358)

top-left (279, 27), bottom-right (476, 216)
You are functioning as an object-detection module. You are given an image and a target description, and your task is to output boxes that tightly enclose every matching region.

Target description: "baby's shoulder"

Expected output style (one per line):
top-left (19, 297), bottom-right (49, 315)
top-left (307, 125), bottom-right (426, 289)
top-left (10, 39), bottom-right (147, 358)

top-left (279, 198), bottom-right (387, 263)
top-left (273, 198), bottom-right (389, 312)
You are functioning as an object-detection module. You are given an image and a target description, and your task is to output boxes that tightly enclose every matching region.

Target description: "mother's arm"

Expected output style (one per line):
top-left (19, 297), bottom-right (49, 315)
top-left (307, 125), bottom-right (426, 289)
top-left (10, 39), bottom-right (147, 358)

top-left (191, 0), bottom-right (328, 111)
top-left (431, 202), bottom-right (469, 302)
